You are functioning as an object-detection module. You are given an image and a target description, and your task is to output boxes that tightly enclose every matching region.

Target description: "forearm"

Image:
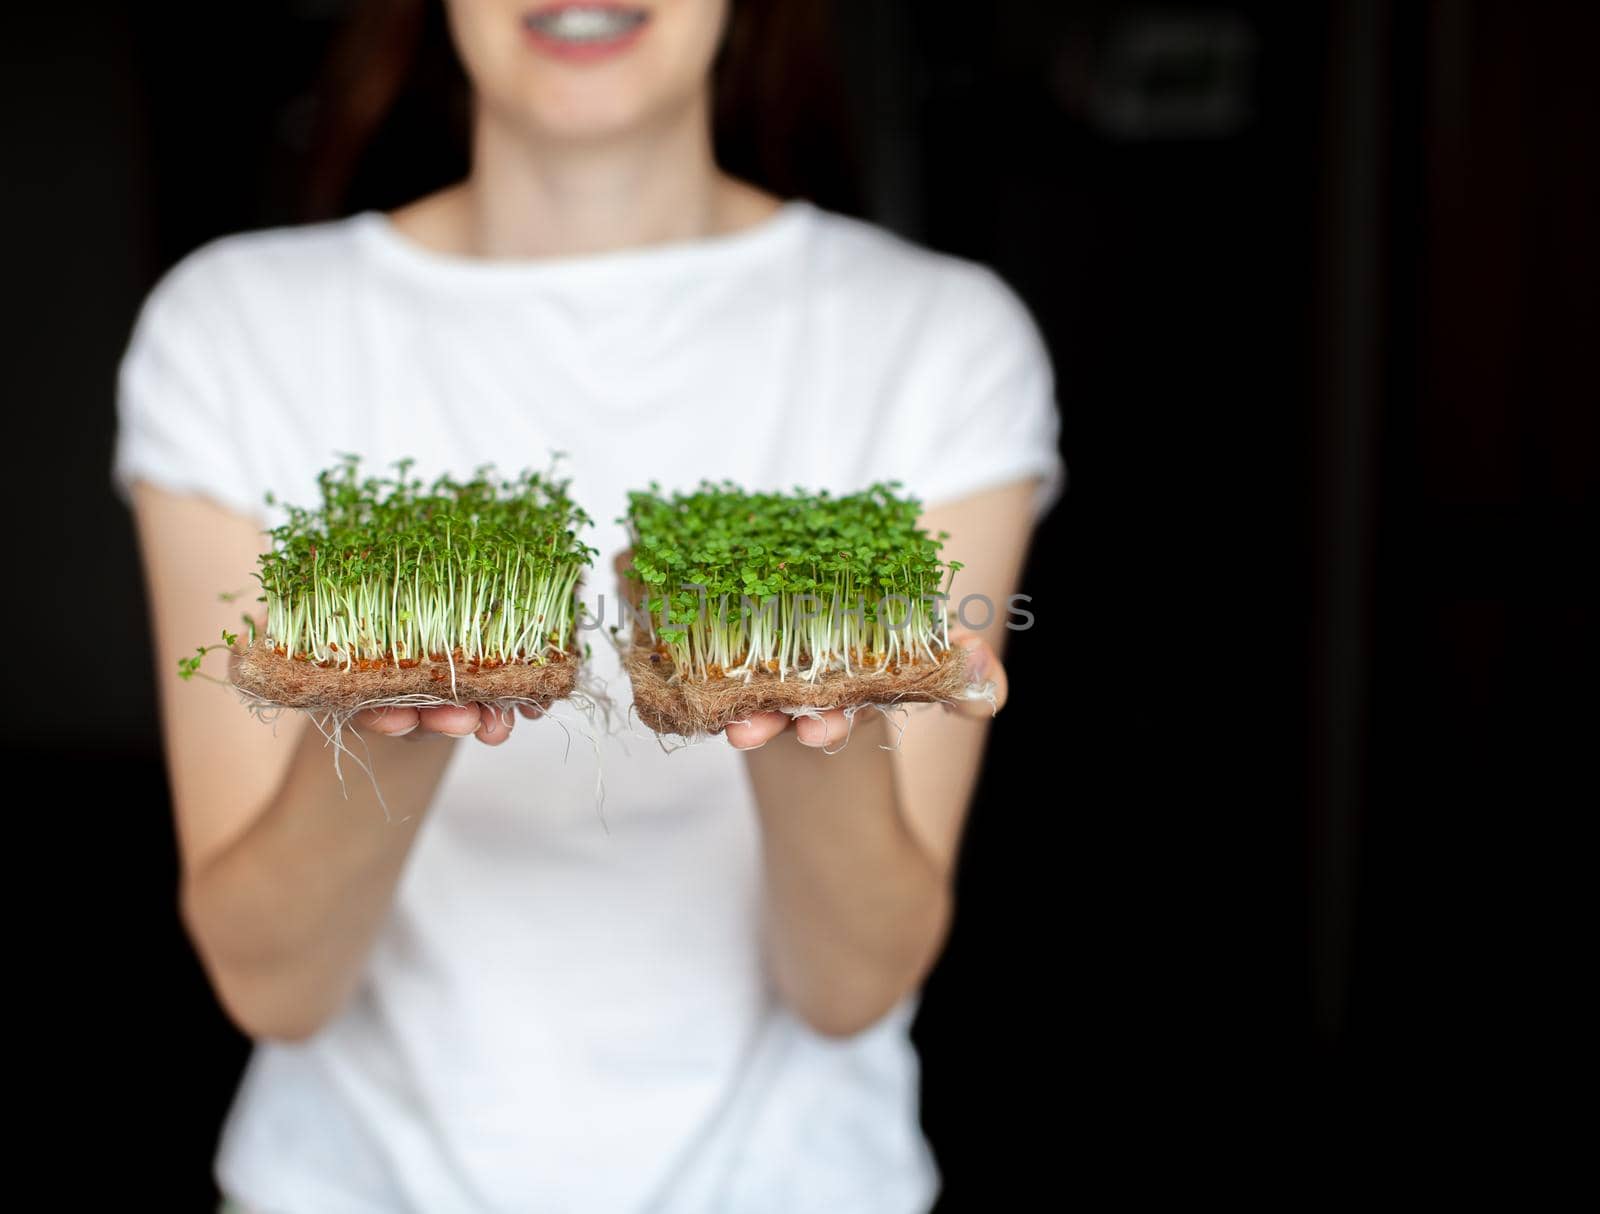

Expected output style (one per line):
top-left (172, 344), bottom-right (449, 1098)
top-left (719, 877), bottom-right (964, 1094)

top-left (181, 723), bottom-right (457, 1040)
top-left (745, 712), bottom-right (952, 1037)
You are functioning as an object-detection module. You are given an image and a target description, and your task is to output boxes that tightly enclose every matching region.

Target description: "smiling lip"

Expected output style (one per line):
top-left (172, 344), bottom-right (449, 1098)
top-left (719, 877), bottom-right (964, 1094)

top-left (521, 4), bottom-right (651, 64)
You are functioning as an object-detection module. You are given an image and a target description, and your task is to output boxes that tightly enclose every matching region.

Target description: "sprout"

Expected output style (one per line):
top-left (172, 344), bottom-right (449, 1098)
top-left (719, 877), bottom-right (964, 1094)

top-left (178, 629), bottom-right (240, 684)
top-left (623, 481), bottom-right (957, 682)
top-left (242, 455), bottom-right (596, 672)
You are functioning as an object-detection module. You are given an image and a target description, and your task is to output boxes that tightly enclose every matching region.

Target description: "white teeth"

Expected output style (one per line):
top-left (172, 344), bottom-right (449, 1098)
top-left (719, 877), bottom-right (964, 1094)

top-left (527, 8), bottom-right (646, 43)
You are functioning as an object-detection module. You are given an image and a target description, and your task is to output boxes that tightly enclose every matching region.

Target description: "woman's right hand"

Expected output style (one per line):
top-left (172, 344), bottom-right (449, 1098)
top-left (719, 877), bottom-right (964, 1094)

top-left (132, 482), bottom-right (524, 1039)
top-left (356, 702), bottom-right (518, 746)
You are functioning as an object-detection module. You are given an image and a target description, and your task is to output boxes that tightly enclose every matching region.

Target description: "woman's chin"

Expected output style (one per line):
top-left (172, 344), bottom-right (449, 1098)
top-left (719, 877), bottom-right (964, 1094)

top-left (492, 88), bottom-right (667, 144)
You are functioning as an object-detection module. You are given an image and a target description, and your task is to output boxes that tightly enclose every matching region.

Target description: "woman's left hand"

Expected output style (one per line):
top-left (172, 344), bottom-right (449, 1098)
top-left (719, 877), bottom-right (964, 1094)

top-left (724, 628), bottom-right (1008, 751)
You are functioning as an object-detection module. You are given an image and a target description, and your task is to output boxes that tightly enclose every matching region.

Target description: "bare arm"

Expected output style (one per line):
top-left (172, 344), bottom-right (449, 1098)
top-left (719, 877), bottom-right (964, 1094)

top-left (729, 477), bottom-right (1036, 1036)
top-left (132, 482), bottom-right (516, 1041)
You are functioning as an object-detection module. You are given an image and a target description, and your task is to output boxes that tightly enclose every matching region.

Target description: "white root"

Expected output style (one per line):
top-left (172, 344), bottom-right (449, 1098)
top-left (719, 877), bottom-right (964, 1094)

top-left (234, 686), bottom-right (608, 823)
top-left (960, 678), bottom-right (1001, 717)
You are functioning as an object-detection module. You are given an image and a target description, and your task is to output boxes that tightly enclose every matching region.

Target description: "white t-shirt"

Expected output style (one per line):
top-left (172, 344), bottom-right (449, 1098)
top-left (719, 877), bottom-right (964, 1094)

top-left (112, 197), bottom-right (1065, 1214)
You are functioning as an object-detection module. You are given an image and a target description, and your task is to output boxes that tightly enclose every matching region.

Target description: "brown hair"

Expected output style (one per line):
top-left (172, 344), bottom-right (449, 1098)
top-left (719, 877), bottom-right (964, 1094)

top-left (301, 0), bottom-right (860, 221)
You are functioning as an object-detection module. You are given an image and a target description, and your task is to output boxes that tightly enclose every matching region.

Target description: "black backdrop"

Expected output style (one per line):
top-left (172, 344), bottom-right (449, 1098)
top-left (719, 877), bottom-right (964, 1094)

top-left (6, 1), bottom-right (1594, 1205)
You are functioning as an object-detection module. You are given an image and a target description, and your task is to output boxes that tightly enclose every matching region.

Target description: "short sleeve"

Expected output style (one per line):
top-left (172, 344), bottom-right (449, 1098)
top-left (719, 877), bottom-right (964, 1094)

top-left (111, 247), bottom-right (270, 525)
top-left (900, 262), bottom-right (1067, 522)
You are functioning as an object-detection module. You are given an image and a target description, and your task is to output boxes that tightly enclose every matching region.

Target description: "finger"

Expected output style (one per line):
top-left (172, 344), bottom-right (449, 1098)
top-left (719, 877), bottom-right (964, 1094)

top-left (950, 634), bottom-right (1009, 718)
top-left (794, 709), bottom-right (850, 749)
top-left (357, 706), bottom-right (421, 737)
top-left (516, 702), bottom-right (549, 721)
top-left (726, 711), bottom-right (790, 751)
top-left (418, 703), bottom-right (483, 738)
top-left (475, 703), bottom-right (516, 747)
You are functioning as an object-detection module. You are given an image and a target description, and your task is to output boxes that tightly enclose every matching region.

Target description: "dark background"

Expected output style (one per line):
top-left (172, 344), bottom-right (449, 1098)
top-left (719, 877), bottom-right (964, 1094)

top-left (7, 0), bottom-right (1594, 1204)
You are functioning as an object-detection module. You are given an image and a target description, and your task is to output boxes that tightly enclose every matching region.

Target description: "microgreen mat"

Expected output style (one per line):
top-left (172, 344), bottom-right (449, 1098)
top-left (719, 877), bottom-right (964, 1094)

top-left (249, 456), bottom-right (595, 670)
top-left (624, 481), bottom-right (962, 681)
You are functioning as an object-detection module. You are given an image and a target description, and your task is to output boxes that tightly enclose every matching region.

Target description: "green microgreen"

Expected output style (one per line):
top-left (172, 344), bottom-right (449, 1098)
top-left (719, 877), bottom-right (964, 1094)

top-left (248, 455), bottom-right (595, 671)
top-left (178, 628), bottom-right (240, 683)
top-left (623, 481), bottom-right (960, 682)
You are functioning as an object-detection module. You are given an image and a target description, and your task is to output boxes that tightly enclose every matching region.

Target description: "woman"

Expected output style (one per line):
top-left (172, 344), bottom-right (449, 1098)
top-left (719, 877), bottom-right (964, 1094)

top-left (114, 1), bottom-right (1063, 1210)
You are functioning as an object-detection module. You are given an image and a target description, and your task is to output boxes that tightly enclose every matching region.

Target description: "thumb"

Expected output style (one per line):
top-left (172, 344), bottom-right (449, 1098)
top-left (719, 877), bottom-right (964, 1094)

top-left (949, 630), bottom-right (1008, 717)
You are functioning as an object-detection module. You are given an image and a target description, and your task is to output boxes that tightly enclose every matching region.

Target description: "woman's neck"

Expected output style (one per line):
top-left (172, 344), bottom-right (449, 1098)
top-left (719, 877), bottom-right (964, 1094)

top-left (390, 95), bottom-right (782, 261)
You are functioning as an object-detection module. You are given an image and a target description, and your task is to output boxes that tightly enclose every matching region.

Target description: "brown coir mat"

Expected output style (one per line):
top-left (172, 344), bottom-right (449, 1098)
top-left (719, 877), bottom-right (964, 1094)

top-left (624, 643), bottom-right (971, 736)
top-left (229, 638), bottom-right (579, 713)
